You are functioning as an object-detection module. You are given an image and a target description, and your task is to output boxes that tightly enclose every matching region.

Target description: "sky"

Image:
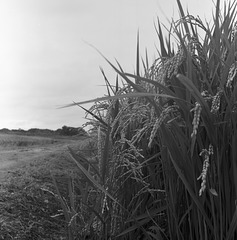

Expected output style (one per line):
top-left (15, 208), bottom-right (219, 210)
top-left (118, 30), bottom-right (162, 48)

top-left (0, 0), bottom-right (217, 130)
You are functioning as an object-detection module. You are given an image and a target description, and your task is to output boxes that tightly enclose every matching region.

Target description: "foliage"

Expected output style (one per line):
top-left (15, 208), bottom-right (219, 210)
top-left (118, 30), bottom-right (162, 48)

top-left (59, 125), bottom-right (88, 137)
top-left (60, 0), bottom-right (237, 239)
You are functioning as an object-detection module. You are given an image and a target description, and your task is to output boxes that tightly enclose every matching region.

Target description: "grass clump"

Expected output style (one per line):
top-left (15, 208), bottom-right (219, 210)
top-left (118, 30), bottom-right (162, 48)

top-left (57, 0), bottom-right (237, 239)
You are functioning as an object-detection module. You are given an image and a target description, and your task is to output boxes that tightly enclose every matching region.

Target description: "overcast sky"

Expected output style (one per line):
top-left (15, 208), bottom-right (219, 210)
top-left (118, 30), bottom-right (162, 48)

top-left (0, 0), bottom-right (216, 130)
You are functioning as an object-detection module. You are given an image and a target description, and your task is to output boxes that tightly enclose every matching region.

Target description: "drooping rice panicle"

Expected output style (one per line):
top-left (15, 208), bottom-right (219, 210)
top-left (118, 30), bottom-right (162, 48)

top-left (148, 105), bottom-right (179, 148)
top-left (197, 144), bottom-right (214, 196)
top-left (190, 102), bottom-right (202, 138)
top-left (201, 90), bottom-right (213, 101)
top-left (148, 118), bottom-right (162, 149)
top-left (102, 187), bottom-right (109, 214)
top-left (148, 43), bottom-right (186, 87)
top-left (130, 125), bottom-right (149, 145)
top-left (157, 66), bottom-right (167, 85)
top-left (110, 103), bottom-right (129, 136)
top-left (173, 45), bottom-right (185, 75)
top-left (126, 139), bottom-right (144, 159)
top-left (211, 88), bottom-right (223, 113)
top-left (226, 61), bottom-right (237, 88)
top-left (208, 144), bottom-right (214, 155)
top-left (154, 45), bottom-right (185, 84)
top-left (232, 101), bottom-right (237, 112)
top-left (187, 37), bottom-right (196, 56)
top-left (231, 21), bottom-right (237, 42)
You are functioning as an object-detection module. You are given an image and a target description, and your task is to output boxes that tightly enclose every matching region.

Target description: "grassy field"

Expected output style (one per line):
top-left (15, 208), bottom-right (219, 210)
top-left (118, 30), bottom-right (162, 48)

top-left (0, 132), bottom-right (93, 239)
top-left (0, 133), bottom-right (57, 147)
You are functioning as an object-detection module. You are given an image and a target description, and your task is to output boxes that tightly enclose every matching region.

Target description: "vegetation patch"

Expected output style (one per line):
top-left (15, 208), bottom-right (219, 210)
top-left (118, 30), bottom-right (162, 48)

top-left (0, 136), bottom-right (92, 239)
top-left (60, 0), bottom-right (237, 239)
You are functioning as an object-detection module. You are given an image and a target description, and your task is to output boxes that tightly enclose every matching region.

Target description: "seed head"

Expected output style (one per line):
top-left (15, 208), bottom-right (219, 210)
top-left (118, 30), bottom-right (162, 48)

top-left (208, 144), bottom-right (214, 155)
top-left (211, 89), bottom-right (222, 113)
top-left (197, 144), bottom-right (213, 196)
top-left (201, 90), bottom-right (212, 101)
top-left (190, 102), bottom-right (202, 138)
top-left (148, 105), bottom-right (178, 148)
top-left (187, 37), bottom-right (196, 56)
top-left (231, 22), bottom-right (237, 42)
top-left (173, 45), bottom-right (185, 75)
top-left (226, 62), bottom-right (237, 88)
top-left (197, 151), bottom-right (209, 195)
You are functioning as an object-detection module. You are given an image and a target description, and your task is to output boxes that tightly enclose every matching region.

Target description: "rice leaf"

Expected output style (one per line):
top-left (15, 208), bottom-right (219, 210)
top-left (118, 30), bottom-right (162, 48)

top-left (154, 18), bottom-right (168, 57)
top-left (60, 92), bottom-right (176, 108)
top-left (100, 67), bottom-right (114, 96)
top-left (176, 0), bottom-right (190, 37)
top-left (71, 103), bottom-right (109, 128)
top-left (68, 147), bottom-right (117, 203)
top-left (226, 206), bottom-right (237, 240)
top-left (100, 127), bottom-right (111, 184)
top-left (68, 147), bottom-right (100, 177)
top-left (136, 31), bottom-right (140, 84)
top-left (125, 205), bottom-right (167, 223)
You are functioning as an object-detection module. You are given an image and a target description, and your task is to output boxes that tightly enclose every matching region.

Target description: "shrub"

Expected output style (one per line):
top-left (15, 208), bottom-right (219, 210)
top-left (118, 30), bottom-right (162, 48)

top-left (60, 125), bottom-right (87, 136)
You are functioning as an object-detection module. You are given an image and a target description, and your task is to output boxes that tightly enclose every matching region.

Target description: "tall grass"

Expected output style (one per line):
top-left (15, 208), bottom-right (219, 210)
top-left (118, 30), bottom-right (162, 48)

top-left (59, 0), bottom-right (237, 239)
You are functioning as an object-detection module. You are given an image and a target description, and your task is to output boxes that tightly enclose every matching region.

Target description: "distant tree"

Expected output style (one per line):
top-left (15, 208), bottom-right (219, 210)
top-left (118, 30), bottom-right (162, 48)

top-left (0, 128), bottom-right (10, 133)
top-left (60, 125), bottom-right (87, 136)
top-left (55, 128), bottom-right (62, 135)
top-left (28, 128), bottom-right (39, 134)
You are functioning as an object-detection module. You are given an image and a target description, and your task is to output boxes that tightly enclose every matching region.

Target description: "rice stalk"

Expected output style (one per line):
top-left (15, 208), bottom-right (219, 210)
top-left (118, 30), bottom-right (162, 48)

top-left (59, 0), bottom-right (237, 239)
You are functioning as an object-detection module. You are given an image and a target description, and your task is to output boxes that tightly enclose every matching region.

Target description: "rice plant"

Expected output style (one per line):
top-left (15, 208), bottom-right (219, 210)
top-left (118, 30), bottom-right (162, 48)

top-left (61, 0), bottom-right (237, 239)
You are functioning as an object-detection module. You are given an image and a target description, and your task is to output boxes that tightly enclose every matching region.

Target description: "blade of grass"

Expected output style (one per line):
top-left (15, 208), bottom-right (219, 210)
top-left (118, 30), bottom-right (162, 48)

top-left (100, 66), bottom-right (114, 96)
top-left (176, 0), bottom-right (190, 37)
top-left (72, 103), bottom-right (109, 128)
top-left (51, 173), bottom-right (73, 239)
top-left (136, 31), bottom-right (140, 84)
top-left (68, 147), bottom-right (100, 177)
top-left (226, 206), bottom-right (237, 240)
top-left (125, 205), bottom-right (167, 223)
top-left (100, 127), bottom-right (111, 184)
top-left (68, 147), bottom-right (117, 203)
top-left (154, 18), bottom-right (168, 57)
top-left (60, 92), bottom-right (176, 108)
